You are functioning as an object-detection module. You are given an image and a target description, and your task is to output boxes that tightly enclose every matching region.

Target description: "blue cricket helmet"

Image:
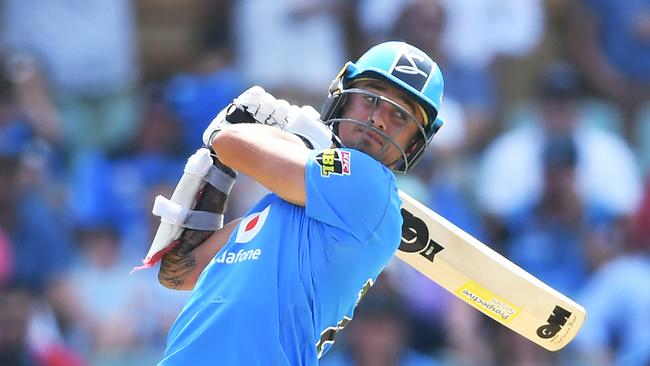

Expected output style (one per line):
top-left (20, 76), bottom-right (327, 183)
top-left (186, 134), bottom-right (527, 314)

top-left (322, 41), bottom-right (445, 172)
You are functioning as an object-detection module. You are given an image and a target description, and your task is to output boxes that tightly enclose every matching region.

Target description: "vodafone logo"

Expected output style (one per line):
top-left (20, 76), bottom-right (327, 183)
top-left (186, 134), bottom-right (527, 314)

top-left (235, 205), bottom-right (270, 243)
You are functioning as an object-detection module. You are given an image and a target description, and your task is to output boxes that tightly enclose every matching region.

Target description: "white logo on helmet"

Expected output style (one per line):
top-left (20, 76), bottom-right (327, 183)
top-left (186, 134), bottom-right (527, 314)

top-left (390, 49), bottom-right (433, 92)
top-left (235, 205), bottom-right (270, 243)
top-left (394, 52), bottom-right (429, 78)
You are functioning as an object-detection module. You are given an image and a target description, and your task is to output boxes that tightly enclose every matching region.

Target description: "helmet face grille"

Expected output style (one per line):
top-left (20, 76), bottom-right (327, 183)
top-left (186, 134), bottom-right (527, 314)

top-left (322, 89), bottom-right (428, 173)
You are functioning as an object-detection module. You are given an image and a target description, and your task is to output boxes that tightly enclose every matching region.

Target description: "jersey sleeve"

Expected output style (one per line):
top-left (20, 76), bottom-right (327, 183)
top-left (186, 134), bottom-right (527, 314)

top-left (304, 148), bottom-right (396, 242)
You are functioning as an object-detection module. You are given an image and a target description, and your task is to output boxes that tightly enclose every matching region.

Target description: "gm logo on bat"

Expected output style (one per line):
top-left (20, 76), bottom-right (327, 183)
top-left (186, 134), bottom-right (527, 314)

top-left (537, 305), bottom-right (572, 339)
top-left (399, 208), bottom-right (444, 261)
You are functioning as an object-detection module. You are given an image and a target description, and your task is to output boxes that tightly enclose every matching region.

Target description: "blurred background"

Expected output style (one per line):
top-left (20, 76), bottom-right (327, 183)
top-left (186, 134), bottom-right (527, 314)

top-left (0, 0), bottom-right (649, 365)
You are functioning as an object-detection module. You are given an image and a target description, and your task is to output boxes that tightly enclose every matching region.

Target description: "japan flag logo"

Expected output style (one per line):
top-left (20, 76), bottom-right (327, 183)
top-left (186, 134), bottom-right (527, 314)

top-left (235, 205), bottom-right (270, 243)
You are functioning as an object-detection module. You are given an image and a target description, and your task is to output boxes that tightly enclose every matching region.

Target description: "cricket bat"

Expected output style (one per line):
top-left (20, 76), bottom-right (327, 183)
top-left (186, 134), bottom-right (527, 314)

top-left (396, 190), bottom-right (586, 351)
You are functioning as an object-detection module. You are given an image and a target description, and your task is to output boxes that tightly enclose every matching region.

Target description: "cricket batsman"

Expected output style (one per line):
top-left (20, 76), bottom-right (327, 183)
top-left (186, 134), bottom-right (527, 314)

top-left (141, 41), bottom-right (445, 365)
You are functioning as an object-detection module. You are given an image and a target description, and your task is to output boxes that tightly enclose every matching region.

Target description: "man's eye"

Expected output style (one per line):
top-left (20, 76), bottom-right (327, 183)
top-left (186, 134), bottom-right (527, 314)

top-left (393, 109), bottom-right (409, 123)
top-left (362, 95), bottom-right (375, 104)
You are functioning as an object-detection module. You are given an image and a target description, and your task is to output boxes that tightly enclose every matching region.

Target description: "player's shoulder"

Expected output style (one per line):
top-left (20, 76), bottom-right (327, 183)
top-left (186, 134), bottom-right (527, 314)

top-left (307, 147), bottom-right (399, 225)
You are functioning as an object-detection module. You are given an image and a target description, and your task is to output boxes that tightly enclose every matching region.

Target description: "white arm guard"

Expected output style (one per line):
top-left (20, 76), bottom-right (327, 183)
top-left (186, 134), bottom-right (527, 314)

top-left (133, 148), bottom-right (236, 271)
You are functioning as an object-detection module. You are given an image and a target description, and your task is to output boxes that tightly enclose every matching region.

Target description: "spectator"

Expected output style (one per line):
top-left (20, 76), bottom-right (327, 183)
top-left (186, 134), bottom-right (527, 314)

top-left (48, 222), bottom-right (171, 365)
top-left (0, 54), bottom-right (66, 184)
top-left (67, 87), bottom-right (186, 262)
top-left (2, 0), bottom-right (140, 157)
top-left (232, 0), bottom-right (349, 106)
top-left (505, 135), bottom-right (618, 297)
top-left (0, 154), bottom-right (75, 294)
top-left (0, 282), bottom-right (85, 366)
top-left (457, 0), bottom-right (543, 123)
top-left (572, 185), bottom-right (650, 365)
top-left (569, 0), bottom-right (650, 142)
top-left (358, 0), bottom-right (543, 69)
top-left (106, 87), bottom-right (186, 260)
top-left (4, 54), bottom-right (61, 148)
top-left (165, 25), bottom-right (245, 155)
top-left (476, 63), bottom-right (642, 220)
top-left (439, 0), bottom-right (544, 70)
top-left (573, 254), bottom-right (650, 365)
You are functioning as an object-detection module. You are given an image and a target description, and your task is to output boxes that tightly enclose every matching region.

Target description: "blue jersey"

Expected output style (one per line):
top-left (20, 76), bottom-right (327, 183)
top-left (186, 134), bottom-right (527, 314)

top-left (159, 148), bottom-right (403, 365)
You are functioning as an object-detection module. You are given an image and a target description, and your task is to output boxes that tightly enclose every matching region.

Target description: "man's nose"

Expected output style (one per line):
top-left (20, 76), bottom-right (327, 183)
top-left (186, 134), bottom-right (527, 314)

top-left (371, 102), bottom-right (391, 131)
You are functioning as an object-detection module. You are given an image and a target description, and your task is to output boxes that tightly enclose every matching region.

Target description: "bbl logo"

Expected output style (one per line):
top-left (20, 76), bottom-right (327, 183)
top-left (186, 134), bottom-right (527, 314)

top-left (315, 149), bottom-right (351, 177)
top-left (537, 305), bottom-right (572, 339)
top-left (399, 208), bottom-right (444, 262)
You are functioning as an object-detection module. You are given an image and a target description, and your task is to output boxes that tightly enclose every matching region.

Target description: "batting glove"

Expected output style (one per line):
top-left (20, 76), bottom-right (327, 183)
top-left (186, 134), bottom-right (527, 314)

top-left (202, 86), bottom-right (292, 146)
top-left (286, 105), bottom-right (334, 150)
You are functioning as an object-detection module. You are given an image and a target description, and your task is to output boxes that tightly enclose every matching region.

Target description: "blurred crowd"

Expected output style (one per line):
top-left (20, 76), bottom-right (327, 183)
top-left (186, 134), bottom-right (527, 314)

top-left (0, 0), bottom-right (649, 365)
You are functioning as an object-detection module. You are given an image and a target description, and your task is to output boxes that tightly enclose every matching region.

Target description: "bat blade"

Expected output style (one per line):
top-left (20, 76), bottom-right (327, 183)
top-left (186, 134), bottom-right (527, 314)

top-left (396, 190), bottom-right (586, 351)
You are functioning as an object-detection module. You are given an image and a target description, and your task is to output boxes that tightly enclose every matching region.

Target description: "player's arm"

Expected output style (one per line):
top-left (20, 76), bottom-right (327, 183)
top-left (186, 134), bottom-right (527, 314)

top-left (203, 86), bottom-right (332, 207)
top-left (158, 217), bottom-right (242, 290)
top-left (159, 121), bottom-right (311, 289)
top-left (212, 123), bottom-right (310, 206)
top-left (151, 87), bottom-right (321, 289)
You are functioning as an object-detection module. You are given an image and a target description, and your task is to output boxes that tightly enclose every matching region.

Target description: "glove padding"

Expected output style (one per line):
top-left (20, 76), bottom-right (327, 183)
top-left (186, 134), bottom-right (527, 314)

top-left (285, 105), bottom-right (333, 150)
top-left (235, 86), bottom-right (291, 127)
top-left (133, 148), bottom-right (237, 271)
top-left (202, 86), bottom-right (293, 146)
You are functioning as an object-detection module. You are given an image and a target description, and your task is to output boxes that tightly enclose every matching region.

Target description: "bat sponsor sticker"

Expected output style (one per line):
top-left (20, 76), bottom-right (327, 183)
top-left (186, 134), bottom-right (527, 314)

top-left (456, 281), bottom-right (521, 324)
top-left (315, 149), bottom-right (351, 177)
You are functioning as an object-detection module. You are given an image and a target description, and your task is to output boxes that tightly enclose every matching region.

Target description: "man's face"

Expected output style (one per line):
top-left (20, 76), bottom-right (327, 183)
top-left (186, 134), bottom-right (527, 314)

top-left (337, 79), bottom-right (425, 168)
top-left (541, 97), bottom-right (579, 134)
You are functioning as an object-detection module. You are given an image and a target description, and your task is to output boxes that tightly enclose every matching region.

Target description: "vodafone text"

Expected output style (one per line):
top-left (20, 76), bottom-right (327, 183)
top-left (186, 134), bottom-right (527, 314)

top-left (215, 248), bottom-right (262, 264)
